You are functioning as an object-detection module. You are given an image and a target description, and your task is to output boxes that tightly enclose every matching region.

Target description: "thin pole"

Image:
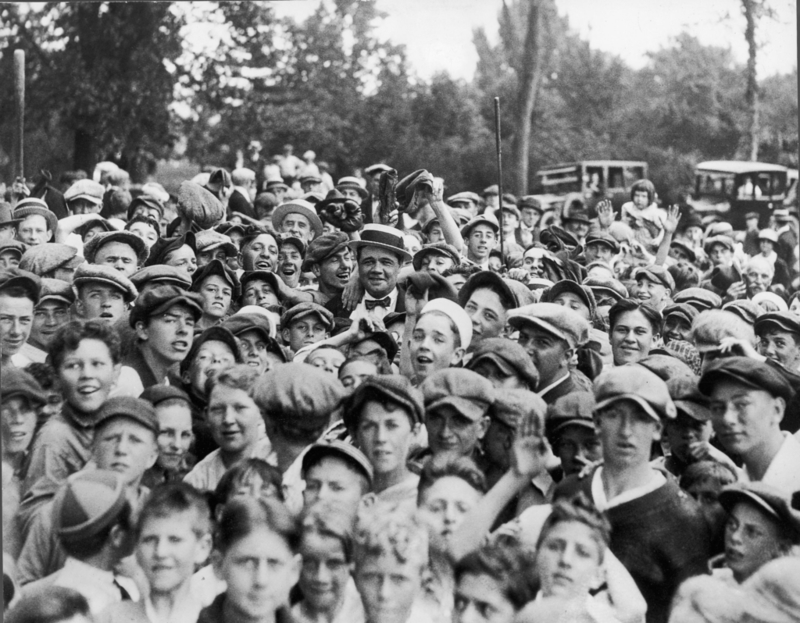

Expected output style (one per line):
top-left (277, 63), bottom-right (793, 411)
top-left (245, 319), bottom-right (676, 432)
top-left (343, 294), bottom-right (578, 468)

top-left (494, 97), bottom-right (504, 260)
top-left (14, 49), bottom-right (25, 180)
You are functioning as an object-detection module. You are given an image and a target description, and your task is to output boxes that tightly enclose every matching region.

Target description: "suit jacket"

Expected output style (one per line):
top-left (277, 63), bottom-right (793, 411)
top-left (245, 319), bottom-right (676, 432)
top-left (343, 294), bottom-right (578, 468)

top-left (228, 189), bottom-right (255, 220)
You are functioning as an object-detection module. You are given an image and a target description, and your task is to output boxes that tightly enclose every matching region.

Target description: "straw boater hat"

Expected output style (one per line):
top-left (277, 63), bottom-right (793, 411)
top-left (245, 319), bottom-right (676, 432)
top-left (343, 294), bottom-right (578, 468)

top-left (271, 200), bottom-right (324, 238)
top-left (348, 224), bottom-right (412, 261)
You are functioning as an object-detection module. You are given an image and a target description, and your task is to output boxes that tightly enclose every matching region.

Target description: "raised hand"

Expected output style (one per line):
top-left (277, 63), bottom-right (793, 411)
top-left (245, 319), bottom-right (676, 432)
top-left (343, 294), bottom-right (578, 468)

top-left (510, 409), bottom-right (548, 479)
top-left (596, 199), bottom-right (616, 229)
top-left (663, 205), bottom-right (681, 235)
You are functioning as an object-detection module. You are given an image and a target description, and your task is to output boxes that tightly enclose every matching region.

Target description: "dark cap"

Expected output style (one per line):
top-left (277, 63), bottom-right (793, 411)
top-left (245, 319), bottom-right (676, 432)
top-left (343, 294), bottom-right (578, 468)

top-left (75, 216), bottom-right (115, 239)
top-left (663, 303), bottom-right (699, 327)
top-left (139, 385), bottom-right (191, 408)
top-left (545, 392), bottom-right (596, 441)
top-left (302, 232), bottom-right (350, 272)
top-left (0, 239), bottom-right (27, 260)
top-left (466, 337), bottom-right (539, 389)
top-left (178, 181), bottom-right (225, 229)
top-left (130, 265), bottom-right (192, 291)
top-left (412, 242), bottom-right (460, 272)
top-left (179, 325), bottom-right (242, 375)
top-left (0, 367), bottom-right (47, 405)
top-left (635, 264), bottom-right (675, 291)
top-left (53, 470), bottom-right (127, 545)
top-left (19, 243), bottom-right (83, 277)
top-left (38, 278), bottom-right (75, 307)
top-left (0, 202), bottom-right (22, 227)
top-left (710, 264), bottom-right (741, 293)
top-left (302, 440), bottom-right (373, 487)
top-left (719, 482), bottom-right (800, 542)
top-left (421, 369), bottom-right (494, 422)
top-left (254, 363), bottom-right (348, 430)
top-left (638, 353), bottom-right (696, 382)
top-left (458, 270), bottom-right (519, 311)
top-left (583, 276), bottom-right (628, 302)
top-left (755, 312), bottom-right (800, 337)
top-left (670, 240), bottom-right (697, 263)
top-left (667, 376), bottom-right (711, 422)
top-left (543, 280), bottom-right (596, 318)
top-left (95, 396), bottom-right (158, 434)
top-left (698, 356), bottom-right (794, 403)
top-left (281, 302), bottom-right (334, 331)
top-left (73, 264), bottom-right (138, 303)
top-left (0, 267), bottom-right (42, 303)
top-left (350, 331), bottom-right (398, 362)
top-left (508, 302), bottom-right (590, 349)
top-left (190, 258), bottom-right (241, 298)
top-left (83, 231), bottom-right (149, 266)
top-left (585, 232), bottom-right (620, 254)
top-left (145, 232), bottom-right (197, 268)
top-left (126, 194), bottom-right (164, 220)
top-left (129, 284), bottom-right (203, 328)
top-left (222, 312), bottom-right (275, 341)
top-left (704, 235), bottom-right (735, 254)
top-left (594, 364), bottom-right (677, 421)
top-left (344, 375), bottom-right (425, 431)
top-left (490, 388), bottom-right (546, 430)
top-left (240, 271), bottom-right (284, 303)
top-left (673, 287), bottom-right (722, 311)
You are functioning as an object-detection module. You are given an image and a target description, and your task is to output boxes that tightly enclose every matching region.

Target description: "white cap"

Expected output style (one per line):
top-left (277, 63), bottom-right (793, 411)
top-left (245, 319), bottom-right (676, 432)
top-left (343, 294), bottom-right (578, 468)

top-left (419, 298), bottom-right (473, 350)
top-left (235, 305), bottom-right (277, 338)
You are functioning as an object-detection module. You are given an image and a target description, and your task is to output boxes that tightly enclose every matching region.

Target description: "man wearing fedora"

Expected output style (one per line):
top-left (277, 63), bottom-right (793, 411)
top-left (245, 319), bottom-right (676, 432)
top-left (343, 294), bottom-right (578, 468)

top-left (325, 224), bottom-right (411, 321)
top-left (0, 202), bottom-right (22, 241)
top-left (271, 199), bottom-right (323, 245)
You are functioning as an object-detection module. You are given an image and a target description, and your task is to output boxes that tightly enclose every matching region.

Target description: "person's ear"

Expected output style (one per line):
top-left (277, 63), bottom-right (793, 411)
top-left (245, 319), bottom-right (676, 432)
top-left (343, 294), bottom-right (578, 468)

top-left (450, 347), bottom-right (465, 367)
top-left (210, 549), bottom-right (225, 580)
top-left (771, 397), bottom-right (786, 427)
top-left (289, 553), bottom-right (302, 587)
top-left (477, 416), bottom-right (490, 440)
top-left (194, 532), bottom-right (213, 566)
top-left (311, 264), bottom-right (321, 278)
top-left (135, 321), bottom-right (149, 342)
top-left (563, 346), bottom-right (575, 364)
top-left (281, 327), bottom-right (291, 345)
top-left (75, 298), bottom-right (85, 316)
top-left (146, 438), bottom-right (158, 470)
top-left (652, 418), bottom-right (664, 442)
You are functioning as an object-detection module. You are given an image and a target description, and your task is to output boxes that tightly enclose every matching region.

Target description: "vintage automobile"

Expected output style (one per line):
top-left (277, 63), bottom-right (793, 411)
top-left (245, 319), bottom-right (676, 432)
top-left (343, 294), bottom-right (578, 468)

top-left (689, 161), bottom-right (789, 229)
top-left (529, 160), bottom-right (648, 219)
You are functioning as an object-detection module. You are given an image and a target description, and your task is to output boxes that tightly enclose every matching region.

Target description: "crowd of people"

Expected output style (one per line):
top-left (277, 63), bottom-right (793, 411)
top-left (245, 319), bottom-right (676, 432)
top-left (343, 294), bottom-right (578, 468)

top-left (1, 155), bottom-right (800, 623)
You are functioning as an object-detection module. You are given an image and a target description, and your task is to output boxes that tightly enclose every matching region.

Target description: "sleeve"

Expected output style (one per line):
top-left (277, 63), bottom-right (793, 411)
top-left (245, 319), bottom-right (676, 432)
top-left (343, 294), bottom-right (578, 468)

top-left (16, 507), bottom-right (65, 586)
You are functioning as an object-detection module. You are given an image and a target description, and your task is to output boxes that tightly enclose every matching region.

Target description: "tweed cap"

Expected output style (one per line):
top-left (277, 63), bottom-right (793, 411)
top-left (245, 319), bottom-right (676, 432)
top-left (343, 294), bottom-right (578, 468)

top-left (344, 374), bottom-right (425, 431)
top-left (663, 303), bottom-right (699, 327)
top-left (698, 356), bottom-right (794, 402)
top-left (667, 376), bottom-right (711, 422)
top-left (546, 392), bottom-right (596, 440)
top-left (460, 214), bottom-right (499, 238)
top-left (518, 195), bottom-right (543, 211)
top-left (0, 366), bottom-right (47, 405)
top-left (703, 235), bottom-right (735, 254)
top-left (139, 384), bottom-right (191, 408)
top-left (281, 302), bottom-right (333, 331)
top-left (64, 179), bottom-right (104, 205)
top-left (83, 230), bottom-right (149, 266)
top-left (0, 202), bottom-right (22, 227)
top-left (583, 276), bottom-right (628, 302)
top-left (302, 232), bottom-right (350, 272)
top-left (500, 203), bottom-right (521, 220)
top-left (177, 181), bottom-right (225, 229)
top-left (13, 198), bottom-right (58, 234)
top-left (272, 200), bottom-right (324, 238)
top-left (585, 231), bottom-right (620, 254)
top-left (0, 267), bottom-right (41, 303)
top-left (130, 265), bottom-right (192, 291)
top-left (302, 439), bottom-right (373, 486)
top-left (508, 302), bottom-right (590, 349)
top-left (240, 271), bottom-right (285, 303)
top-left (719, 482), bottom-right (800, 542)
top-left (145, 232), bottom-right (197, 268)
top-left (412, 242), bottom-right (460, 272)
top-left (594, 364), bottom-right (677, 422)
top-left (673, 287), bottom-right (722, 311)
top-left (190, 258), bottom-right (241, 297)
top-left (73, 263), bottom-right (137, 302)
top-left (447, 191), bottom-right (481, 205)
top-left (637, 353), bottom-right (696, 382)
top-left (0, 239), bottom-right (27, 259)
top-left (126, 194), bottom-right (165, 220)
top-left (654, 339), bottom-right (702, 376)
top-left (179, 325), bottom-right (242, 375)
top-left (129, 284), bottom-right (203, 327)
top-left (254, 362), bottom-right (348, 430)
top-left (543, 280), bottom-right (597, 318)
top-left (53, 470), bottom-right (127, 545)
top-left (466, 337), bottom-right (539, 389)
top-left (755, 311), bottom-right (800, 337)
top-left (222, 311), bottom-right (276, 341)
top-left (38, 277), bottom-right (76, 307)
top-left (421, 368), bottom-right (495, 422)
top-left (489, 388), bottom-right (546, 430)
top-left (19, 243), bottom-right (83, 276)
top-left (95, 396), bottom-right (158, 434)
top-left (195, 230), bottom-right (237, 257)
top-left (635, 264), bottom-right (676, 291)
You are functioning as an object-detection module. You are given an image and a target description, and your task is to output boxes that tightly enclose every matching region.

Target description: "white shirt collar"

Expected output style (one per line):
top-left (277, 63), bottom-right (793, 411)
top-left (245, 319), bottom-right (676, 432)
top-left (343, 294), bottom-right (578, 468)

top-left (536, 372), bottom-right (570, 398)
top-left (591, 467), bottom-right (665, 511)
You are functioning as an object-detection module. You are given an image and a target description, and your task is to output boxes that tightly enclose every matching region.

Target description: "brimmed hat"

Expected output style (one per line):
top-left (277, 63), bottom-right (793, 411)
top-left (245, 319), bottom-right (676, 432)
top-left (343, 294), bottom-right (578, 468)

top-left (757, 229), bottom-right (779, 244)
top-left (95, 396), bottom-right (158, 434)
top-left (130, 265), bottom-right (192, 291)
top-left (64, 179), bottom-right (104, 205)
top-left (419, 297), bottom-right (472, 350)
top-left (278, 234), bottom-right (306, 256)
top-left (755, 311), bottom-right (800, 337)
top-left (718, 482), bottom-right (800, 542)
top-left (673, 287), bottom-right (721, 311)
top-left (349, 224), bottom-right (411, 261)
top-left (518, 195), bottom-right (543, 212)
top-left (460, 214), bottom-right (499, 238)
top-left (83, 230), bottom-right (149, 266)
top-left (667, 376), bottom-right (711, 422)
top-left (585, 232), bottom-right (620, 254)
top-left (139, 384), bottom-right (191, 408)
top-left (663, 303), bottom-right (699, 327)
top-left (265, 180), bottom-right (289, 192)
top-left (508, 302), bottom-right (590, 349)
top-left (19, 243), bottom-right (83, 277)
top-left (490, 388), bottom-right (547, 430)
top-left (300, 173), bottom-right (323, 186)
top-left (195, 230), bottom-right (237, 257)
top-left (364, 163), bottom-right (393, 176)
top-left (543, 280), bottom-right (596, 317)
top-left (546, 392), bottom-right (596, 441)
top-left (703, 235), bottom-right (735, 254)
top-left (53, 470), bottom-right (127, 545)
top-left (73, 263), bottom-right (137, 303)
top-left (145, 232), bottom-right (197, 268)
top-left (302, 232), bottom-right (350, 272)
top-left (458, 270), bottom-right (520, 311)
top-left (421, 368), bottom-right (494, 422)
top-left (594, 364), bottom-right (676, 421)
top-left (38, 277), bottom-right (76, 307)
top-left (0, 268), bottom-right (41, 303)
top-left (583, 276), bottom-right (628, 302)
top-left (345, 375), bottom-right (425, 431)
top-left (0, 203), bottom-right (22, 227)
top-left (635, 264), bottom-right (676, 291)
top-left (0, 367), bottom-right (47, 405)
top-left (281, 302), bottom-right (334, 331)
top-left (699, 356), bottom-right (794, 402)
top-left (466, 337), bottom-right (539, 389)
top-left (670, 239), bottom-right (697, 262)
top-left (335, 176), bottom-right (368, 199)
top-left (129, 284), bottom-right (203, 328)
top-left (75, 216), bottom-right (115, 238)
top-left (0, 239), bottom-right (26, 260)
top-left (272, 200), bottom-right (324, 238)
top-left (126, 194), bottom-right (164, 220)
top-left (302, 440), bottom-right (373, 486)
top-left (190, 258), bottom-right (240, 298)
top-left (13, 198), bottom-right (58, 234)
top-left (412, 242), bottom-right (460, 272)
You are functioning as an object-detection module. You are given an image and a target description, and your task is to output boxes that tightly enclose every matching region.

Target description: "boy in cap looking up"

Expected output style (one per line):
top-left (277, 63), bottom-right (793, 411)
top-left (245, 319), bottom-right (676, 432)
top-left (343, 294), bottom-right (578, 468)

top-left (0, 268), bottom-right (41, 368)
top-left (73, 264), bottom-right (137, 327)
top-left (281, 302), bottom-right (334, 357)
top-left (555, 365), bottom-right (711, 623)
top-left (699, 357), bottom-right (800, 493)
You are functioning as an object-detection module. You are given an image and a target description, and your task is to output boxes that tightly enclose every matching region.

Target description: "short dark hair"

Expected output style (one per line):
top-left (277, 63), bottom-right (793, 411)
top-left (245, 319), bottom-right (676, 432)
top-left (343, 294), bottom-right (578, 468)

top-left (442, 264), bottom-right (481, 280)
top-left (418, 454), bottom-right (487, 504)
top-left (536, 492), bottom-right (610, 562)
top-left (60, 498), bottom-right (133, 560)
top-left (126, 214), bottom-right (161, 238)
top-left (213, 458), bottom-right (284, 513)
top-left (24, 361), bottom-right (59, 392)
top-left (136, 483), bottom-right (212, 540)
top-left (608, 299), bottom-right (662, 335)
top-left (47, 319), bottom-right (121, 370)
top-left (6, 586), bottom-right (90, 623)
top-left (679, 460), bottom-right (737, 492)
top-left (630, 179), bottom-right (656, 204)
top-left (216, 497), bottom-right (300, 553)
top-left (0, 285), bottom-right (36, 303)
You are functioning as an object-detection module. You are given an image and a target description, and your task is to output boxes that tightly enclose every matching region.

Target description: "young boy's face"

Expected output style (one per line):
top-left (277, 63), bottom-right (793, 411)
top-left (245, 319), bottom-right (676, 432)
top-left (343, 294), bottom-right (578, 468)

top-left (207, 384), bottom-right (261, 455)
top-left (453, 572), bottom-right (517, 623)
top-left (410, 312), bottom-right (461, 379)
top-left (282, 316), bottom-right (329, 353)
top-left (137, 510), bottom-right (211, 595)
top-left (308, 348), bottom-right (345, 376)
top-left (685, 477), bottom-right (727, 528)
top-left (299, 532), bottom-right (352, 614)
top-left (1, 395), bottom-right (38, 456)
top-left (356, 400), bottom-right (414, 478)
top-left (664, 413), bottom-right (712, 465)
top-left (155, 402), bottom-right (193, 473)
top-left (355, 553), bottom-right (422, 623)
top-left (57, 338), bottom-right (121, 413)
top-left (184, 339), bottom-right (237, 397)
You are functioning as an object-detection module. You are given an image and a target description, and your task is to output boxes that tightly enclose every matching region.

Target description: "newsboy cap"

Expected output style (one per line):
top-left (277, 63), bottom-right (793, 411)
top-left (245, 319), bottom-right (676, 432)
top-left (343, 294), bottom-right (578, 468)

top-left (38, 277), bottom-right (76, 307)
top-left (64, 179), bottom-right (104, 205)
top-left (95, 396), bottom-right (158, 434)
top-left (635, 264), bottom-right (676, 291)
top-left (190, 258), bottom-right (240, 298)
top-left (755, 312), bottom-right (800, 337)
top-left (281, 302), bottom-right (333, 331)
top-left (594, 364), bottom-right (677, 422)
top-left (73, 263), bottom-right (137, 303)
top-left (19, 243), bottom-right (84, 277)
top-left (145, 232), bottom-right (197, 268)
top-left (83, 230), bottom-right (149, 266)
top-left (139, 384), bottom-right (191, 409)
top-left (302, 439), bottom-right (373, 487)
top-left (490, 388), bottom-right (547, 431)
top-left (177, 181), bottom-right (225, 229)
top-left (0, 267), bottom-right (41, 303)
top-left (130, 264), bottom-right (192, 291)
top-left (698, 356), bottom-right (794, 403)
top-left (719, 482), bottom-right (800, 542)
top-left (673, 287), bottom-right (721, 312)
top-left (302, 232), bottom-right (350, 272)
top-left (466, 337), bottom-right (539, 389)
top-left (344, 374), bottom-right (425, 432)
top-left (421, 368), bottom-right (495, 422)
top-left (508, 302), bottom-right (590, 349)
top-left (545, 392), bottom-right (596, 441)
top-left (129, 284), bottom-right (203, 328)
top-left (53, 470), bottom-right (127, 545)
top-left (0, 366), bottom-right (47, 405)
top-left (663, 303), bottom-right (699, 327)
top-left (667, 376), bottom-right (711, 422)
top-left (412, 242), bottom-right (460, 272)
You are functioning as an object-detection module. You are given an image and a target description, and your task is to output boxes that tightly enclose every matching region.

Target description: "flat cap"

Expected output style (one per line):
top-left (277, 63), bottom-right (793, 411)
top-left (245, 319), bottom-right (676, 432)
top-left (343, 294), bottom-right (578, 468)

top-left (301, 232), bottom-right (350, 272)
top-left (669, 239), bottom-right (697, 263)
top-left (583, 276), bottom-right (628, 302)
top-left (139, 384), bottom-right (191, 408)
top-left (73, 263), bottom-right (137, 303)
top-left (281, 302), bottom-right (333, 331)
top-left (482, 185), bottom-right (499, 196)
top-left (490, 388), bottom-right (546, 430)
top-left (83, 230), bottom-right (149, 266)
top-left (500, 203), bottom-right (521, 220)
top-left (75, 216), bottom-right (115, 238)
top-left (0, 267), bottom-right (41, 303)
top-left (364, 163), bottom-right (393, 176)
top-left (637, 353), bottom-right (696, 382)
top-left (190, 258), bottom-right (240, 297)
top-left (673, 287), bottom-right (722, 311)
top-left (345, 374), bottom-right (424, 431)
top-left (546, 392), bottom-right (596, 440)
top-left (179, 325), bottom-right (242, 375)
top-left (594, 364), bottom-right (677, 421)
top-left (585, 231), bottom-right (620, 254)
top-left (254, 362), bottom-right (348, 430)
top-left (300, 173), bottom-right (323, 186)
top-left (272, 200), bottom-right (324, 238)
top-left (508, 302), bottom-right (590, 349)
top-left (635, 264), bottom-right (676, 291)
top-left (129, 284), bottom-right (203, 328)
top-left (64, 179), bottom-right (104, 204)
top-left (460, 214), bottom-right (499, 238)
top-left (755, 311), bottom-right (800, 337)
top-left (412, 242), bottom-right (460, 272)
top-left (302, 439), bottom-right (373, 486)
top-left (0, 366), bottom-right (47, 405)
top-left (447, 191), bottom-right (481, 205)
top-left (53, 470), bottom-right (127, 545)
top-left (518, 195), bottom-right (543, 211)
top-left (458, 270), bottom-right (520, 310)
top-left (698, 356), bottom-right (794, 402)
top-left (96, 396), bottom-right (158, 434)
top-left (543, 280), bottom-right (597, 318)
top-left (126, 194), bottom-right (165, 220)
top-left (466, 337), bottom-right (539, 389)
top-left (145, 232), bottom-right (196, 268)
top-left (703, 235), bottom-right (735, 254)
top-left (240, 271), bottom-right (285, 303)
top-left (38, 277), bottom-right (76, 307)
top-left (195, 230), bottom-right (237, 257)
top-left (421, 368), bottom-right (494, 422)
top-left (666, 376), bottom-right (710, 422)
top-left (0, 202), bottom-right (22, 227)
top-left (130, 264), bottom-right (192, 291)
top-left (0, 239), bottom-right (27, 259)
top-left (177, 181), bottom-right (225, 229)
top-left (719, 482), bottom-right (800, 542)
top-left (19, 243), bottom-right (83, 277)
top-left (222, 312), bottom-right (276, 341)
top-left (663, 303), bottom-right (699, 327)
top-left (13, 198), bottom-right (58, 234)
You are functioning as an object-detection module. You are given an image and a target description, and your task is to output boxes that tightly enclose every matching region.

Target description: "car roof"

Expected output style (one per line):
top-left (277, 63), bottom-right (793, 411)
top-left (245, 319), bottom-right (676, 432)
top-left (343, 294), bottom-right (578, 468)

top-left (536, 161), bottom-right (647, 173)
top-left (695, 161), bottom-right (788, 174)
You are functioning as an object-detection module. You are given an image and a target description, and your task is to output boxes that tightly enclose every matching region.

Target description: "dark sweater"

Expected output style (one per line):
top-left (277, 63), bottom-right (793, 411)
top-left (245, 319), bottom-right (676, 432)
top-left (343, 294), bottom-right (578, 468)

top-left (555, 469), bottom-right (711, 623)
top-left (197, 593), bottom-right (295, 623)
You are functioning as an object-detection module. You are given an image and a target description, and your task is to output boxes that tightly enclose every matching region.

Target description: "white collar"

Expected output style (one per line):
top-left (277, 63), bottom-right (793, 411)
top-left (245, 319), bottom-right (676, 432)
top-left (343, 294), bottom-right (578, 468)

top-left (232, 185), bottom-right (251, 199)
top-left (591, 467), bottom-right (665, 511)
top-left (364, 288), bottom-right (398, 303)
top-left (536, 372), bottom-right (570, 397)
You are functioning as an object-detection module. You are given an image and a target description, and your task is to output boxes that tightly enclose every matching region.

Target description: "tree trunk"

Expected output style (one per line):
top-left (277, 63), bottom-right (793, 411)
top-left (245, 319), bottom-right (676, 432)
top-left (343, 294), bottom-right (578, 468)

top-left (512, 0), bottom-right (547, 195)
top-left (742, 0), bottom-right (759, 161)
top-left (74, 128), bottom-right (94, 174)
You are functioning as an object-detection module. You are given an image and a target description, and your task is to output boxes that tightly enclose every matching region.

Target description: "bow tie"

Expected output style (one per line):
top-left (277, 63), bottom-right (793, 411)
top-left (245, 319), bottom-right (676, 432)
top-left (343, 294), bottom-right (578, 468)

top-left (365, 297), bottom-right (391, 311)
